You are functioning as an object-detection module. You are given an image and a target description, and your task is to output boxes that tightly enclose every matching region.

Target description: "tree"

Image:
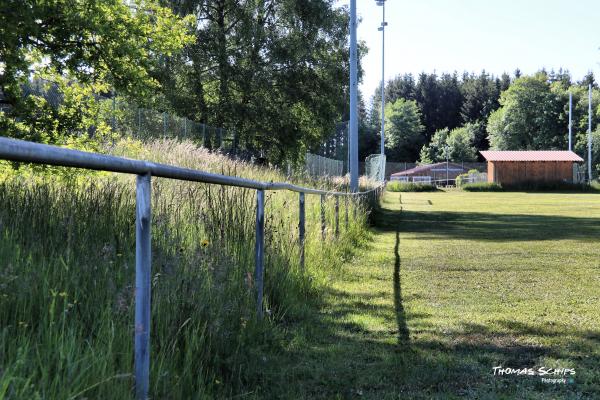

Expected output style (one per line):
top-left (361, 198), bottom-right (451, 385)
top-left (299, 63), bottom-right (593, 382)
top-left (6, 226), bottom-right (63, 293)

top-left (162, 0), bottom-right (353, 164)
top-left (500, 73), bottom-right (511, 92)
top-left (580, 71), bottom-right (597, 89)
top-left (419, 128), bottom-right (449, 164)
top-left (368, 70), bottom-right (510, 156)
top-left (0, 0), bottom-right (192, 145)
top-left (369, 73), bottom-right (416, 131)
top-left (571, 83), bottom-right (600, 175)
top-left (436, 72), bottom-right (463, 133)
top-left (446, 124), bottom-right (478, 162)
top-left (415, 72), bottom-right (440, 141)
top-left (419, 123), bottom-right (477, 163)
top-left (487, 73), bottom-right (565, 150)
top-left (384, 99), bottom-right (425, 161)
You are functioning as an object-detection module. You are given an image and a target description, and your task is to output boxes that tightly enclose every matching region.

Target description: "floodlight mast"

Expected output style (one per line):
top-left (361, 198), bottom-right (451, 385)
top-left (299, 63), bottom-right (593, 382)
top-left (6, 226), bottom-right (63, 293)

top-left (377, 0), bottom-right (387, 156)
top-left (588, 84), bottom-right (593, 182)
top-left (444, 144), bottom-right (449, 185)
top-left (349, 0), bottom-right (359, 192)
top-left (568, 92), bottom-right (572, 151)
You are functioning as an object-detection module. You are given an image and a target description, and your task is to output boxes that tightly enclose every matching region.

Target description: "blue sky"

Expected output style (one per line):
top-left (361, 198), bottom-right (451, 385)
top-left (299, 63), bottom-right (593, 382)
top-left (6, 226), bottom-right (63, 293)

top-left (337, 0), bottom-right (600, 101)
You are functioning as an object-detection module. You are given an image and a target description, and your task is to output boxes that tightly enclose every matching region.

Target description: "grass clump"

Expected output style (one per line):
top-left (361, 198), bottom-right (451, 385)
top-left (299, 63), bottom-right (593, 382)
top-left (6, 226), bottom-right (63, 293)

top-left (386, 181), bottom-right (437, 192)
top-left (0, 138), bottom-right (375, 399)
top-left (462, 182), bottom-right (503, 191)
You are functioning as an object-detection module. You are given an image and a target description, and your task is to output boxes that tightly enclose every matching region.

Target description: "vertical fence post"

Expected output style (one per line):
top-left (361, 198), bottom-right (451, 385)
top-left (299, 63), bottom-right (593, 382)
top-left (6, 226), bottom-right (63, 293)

top-left (138, 108), bottom-right (142, 137)
top-left (344, 195), bottom-right (349, 231)
top-left (254, 189), bottom-right (265, 318)
top-left (299, 192), bottom-right (305, 270)
top-left (135, 173), bottom-right (152, 400)
top-left (334, 196), bottom-right (339, 238)
top-left (320, 194), bottom-right (326, 240)
top-left (202, 124), bottom-right (206, 147)
top-left (162, 112), bottom-right (167, 137)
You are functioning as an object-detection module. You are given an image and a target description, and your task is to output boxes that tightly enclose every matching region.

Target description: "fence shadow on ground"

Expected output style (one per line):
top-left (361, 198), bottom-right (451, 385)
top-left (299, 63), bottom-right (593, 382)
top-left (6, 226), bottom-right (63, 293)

top-left (377, 208), bottom-right (600, 242)
top-left (258, 203), bottom-right (600, 398)
top-left (394, 230), bottom-right (410, 345)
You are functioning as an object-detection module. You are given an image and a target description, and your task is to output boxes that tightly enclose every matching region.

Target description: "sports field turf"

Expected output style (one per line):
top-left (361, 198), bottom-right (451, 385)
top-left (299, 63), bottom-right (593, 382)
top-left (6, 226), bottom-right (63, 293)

top-left (262, 190), bottom-right (600, 399)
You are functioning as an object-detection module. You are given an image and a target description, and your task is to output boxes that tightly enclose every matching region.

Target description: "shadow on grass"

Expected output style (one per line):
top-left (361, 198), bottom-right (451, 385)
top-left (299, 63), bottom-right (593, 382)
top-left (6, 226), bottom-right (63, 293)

top-left (376, 208), bottom-right (600, 242)
top-left (259, 203), bottom-right (600, 399)
top-left (394, 230), bottom-right (410, 344)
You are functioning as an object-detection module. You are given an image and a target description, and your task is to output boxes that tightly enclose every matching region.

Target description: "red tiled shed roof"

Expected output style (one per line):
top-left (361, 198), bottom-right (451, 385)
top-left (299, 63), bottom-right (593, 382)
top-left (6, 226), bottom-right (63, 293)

top-left (480, 150), bottom-right (584, 162)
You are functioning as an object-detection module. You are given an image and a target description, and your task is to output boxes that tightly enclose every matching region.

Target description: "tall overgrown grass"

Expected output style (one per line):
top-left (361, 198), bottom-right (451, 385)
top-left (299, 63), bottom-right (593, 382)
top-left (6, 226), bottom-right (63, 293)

top-left (386, 181), bottom-right (437, 192)
top-left (0, 139), bottom-right (375, 399)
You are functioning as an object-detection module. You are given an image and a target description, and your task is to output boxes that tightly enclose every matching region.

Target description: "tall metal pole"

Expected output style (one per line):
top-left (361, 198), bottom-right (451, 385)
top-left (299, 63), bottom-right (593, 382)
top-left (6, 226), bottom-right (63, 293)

top-left (568, 92), bottom-right (572, 151)
top-left (298, 192), bottom-right (305, 271)
top-left (254, 189), bottom-right (265, 318)
top-left (378, 0), bottom-right (387, 156)
top-left (349, 0), bottom-right (359, 192)
top-left (588, 84), bottom-right (593, 182)
top-left (445, 144), bottom-right (449, 185)
top-left (135, 173), bottom-right (152, 400)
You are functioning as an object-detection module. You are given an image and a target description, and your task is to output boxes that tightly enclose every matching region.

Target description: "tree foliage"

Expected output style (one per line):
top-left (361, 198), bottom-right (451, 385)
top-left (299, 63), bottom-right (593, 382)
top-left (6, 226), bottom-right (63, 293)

top-left (383, 98), bottom-right (424, 161)
top-left (369, 70), bottom-right (508, 160)
top-left (419, 123), bottom-right (478, 163)
top-left (0, 0), bottom-right (192, 145)
top-left (160, 0), bottom-right (352, 164)
top-left (419, 127), bottom-right (448, 164)
top-left (486, 72), bottom-right (598, 151)
top-left (446, 123), bottom-right (478, 162)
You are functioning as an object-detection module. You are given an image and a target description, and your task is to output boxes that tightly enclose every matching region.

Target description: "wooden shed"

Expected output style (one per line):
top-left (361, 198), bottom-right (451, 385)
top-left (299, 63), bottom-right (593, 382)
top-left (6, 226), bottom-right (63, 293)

top-left (480, 151), bottom-right (584, 185)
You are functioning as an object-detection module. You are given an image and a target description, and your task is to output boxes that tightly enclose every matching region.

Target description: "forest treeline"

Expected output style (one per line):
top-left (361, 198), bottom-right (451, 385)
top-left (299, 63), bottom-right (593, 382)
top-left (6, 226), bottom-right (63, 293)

top-left (366, 69), bottom-right (600, 170)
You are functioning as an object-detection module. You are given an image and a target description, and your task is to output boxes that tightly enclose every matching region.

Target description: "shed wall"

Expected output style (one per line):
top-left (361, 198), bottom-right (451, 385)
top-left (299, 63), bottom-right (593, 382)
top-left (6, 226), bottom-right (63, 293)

top-left (487, 162), bottom-right (495, 182)
top-left (488, 161), bottom-right (574, 185)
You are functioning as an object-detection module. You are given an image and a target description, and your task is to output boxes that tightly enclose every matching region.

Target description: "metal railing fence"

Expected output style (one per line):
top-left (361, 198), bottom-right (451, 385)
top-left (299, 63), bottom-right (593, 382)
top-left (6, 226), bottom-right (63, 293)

top-left (0, 136), bottom-right (384, 400)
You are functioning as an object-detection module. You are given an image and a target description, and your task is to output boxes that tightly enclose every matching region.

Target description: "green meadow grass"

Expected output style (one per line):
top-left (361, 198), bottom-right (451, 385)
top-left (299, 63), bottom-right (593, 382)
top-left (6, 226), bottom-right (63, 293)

top-left (0, 139), bottom-right (375, 399)
top-left (256, 189), bottom-right (600, 399)
top-left (4, 141), bottom-right (598, 399)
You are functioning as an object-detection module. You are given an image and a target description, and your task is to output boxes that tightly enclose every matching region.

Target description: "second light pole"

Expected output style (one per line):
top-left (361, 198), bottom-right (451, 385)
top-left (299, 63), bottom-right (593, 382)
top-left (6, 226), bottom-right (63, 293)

top-left (377, 0), bottom-right (387, 155)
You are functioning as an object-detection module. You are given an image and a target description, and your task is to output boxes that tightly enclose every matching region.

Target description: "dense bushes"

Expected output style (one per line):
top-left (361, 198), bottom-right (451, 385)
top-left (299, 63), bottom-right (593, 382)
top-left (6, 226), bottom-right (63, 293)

top-left (387, 181), bottom-right (438, 192)
top-left (461, 181), bottom-right (600, 192)
top-left (462, 182), bottom-right (503, 191)
top-left (455, 169), bottom-right (483, 187)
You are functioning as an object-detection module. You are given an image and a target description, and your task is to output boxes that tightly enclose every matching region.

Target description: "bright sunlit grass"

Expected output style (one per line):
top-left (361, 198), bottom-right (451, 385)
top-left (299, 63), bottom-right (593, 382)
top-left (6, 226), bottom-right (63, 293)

top-left (0, 138), bottom-right (374, 399)
top-left (256, 190), bottom-right (600, 399)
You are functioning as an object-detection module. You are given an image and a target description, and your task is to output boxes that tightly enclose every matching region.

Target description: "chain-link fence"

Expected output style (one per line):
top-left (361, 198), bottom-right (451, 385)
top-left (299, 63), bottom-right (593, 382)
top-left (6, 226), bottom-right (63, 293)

top-left (13, 79), bottom-right (357, 177)
top-left (365, 154), bottom-right (386, 182)
top-left (102, 98), bottom-right (235, 151)
top-left (305, 153), bottom-right (344, 177)
top-left (11, 78), bottom-right (239, 152)
top-left (313, 121), bottom-right (348, 174)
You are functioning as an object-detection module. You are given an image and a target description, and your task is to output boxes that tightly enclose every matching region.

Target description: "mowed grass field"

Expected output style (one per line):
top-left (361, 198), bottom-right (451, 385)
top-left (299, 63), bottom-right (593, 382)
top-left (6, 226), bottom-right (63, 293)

top-left (262, 189), bottom-right (600, 399)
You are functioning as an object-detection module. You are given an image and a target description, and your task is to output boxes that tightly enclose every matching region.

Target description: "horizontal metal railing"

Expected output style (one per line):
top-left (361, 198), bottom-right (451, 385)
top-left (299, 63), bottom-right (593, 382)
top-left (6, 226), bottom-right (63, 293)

top-left (0, 137), bottom-right (384, 400)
